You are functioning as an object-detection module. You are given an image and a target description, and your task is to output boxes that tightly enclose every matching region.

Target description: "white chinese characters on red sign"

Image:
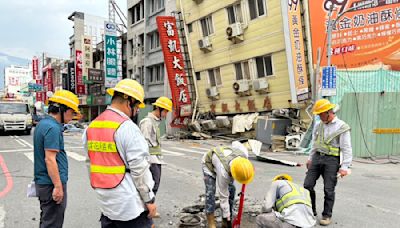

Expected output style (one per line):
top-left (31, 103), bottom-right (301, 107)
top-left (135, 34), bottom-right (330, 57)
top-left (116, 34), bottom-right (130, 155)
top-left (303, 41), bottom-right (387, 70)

top-left (157, 16), bottom-right (191, 127)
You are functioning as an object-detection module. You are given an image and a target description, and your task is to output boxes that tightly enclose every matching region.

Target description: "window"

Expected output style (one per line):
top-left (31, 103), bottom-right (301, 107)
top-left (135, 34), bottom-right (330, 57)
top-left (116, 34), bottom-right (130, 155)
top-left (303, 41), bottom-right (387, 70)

top-left (130, 1), bottom-right (144, 24)
top-left (148, 64), bottom-right (164, 83)
top-left (187, 23), bottom-right (193, 33)
top-left (200, 15), bottom-right (214, 37)
top-left (208, 68), bottom-right (222, 87)
top-left (148, 31), bottom-right (160, 50)
top-left (249, 0), bottom-right (266, 20)
top-left (195, 72), bottom-right (201, 80)
top-left (227, 3), bottom-right (243, 24)
top-left (234, 61), bottom-right (251, 80)
top-left (128, 39), bottom-right (134, 55)
top-left (255, 55), bottom-right (273, 78)
top-left (138, 34), bottom-right (144, 54)
top-left (150, 0), bottom-right (164, 14)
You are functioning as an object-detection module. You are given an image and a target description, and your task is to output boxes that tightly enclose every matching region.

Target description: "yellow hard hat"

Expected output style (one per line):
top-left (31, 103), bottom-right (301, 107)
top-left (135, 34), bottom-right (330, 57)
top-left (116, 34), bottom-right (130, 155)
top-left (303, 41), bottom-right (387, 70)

top-left (312, 99), bottom-right (336, 115)
top-left (48, 90), bottom-right (80, 114)
top-left (272, 173), bottom-right (293, 182)
top-left (107, 79), bottom-right (145, 108)
top-left (153, 96), bottom-right (173, 112)
top-left (230, 157), bottom-right (255, 184)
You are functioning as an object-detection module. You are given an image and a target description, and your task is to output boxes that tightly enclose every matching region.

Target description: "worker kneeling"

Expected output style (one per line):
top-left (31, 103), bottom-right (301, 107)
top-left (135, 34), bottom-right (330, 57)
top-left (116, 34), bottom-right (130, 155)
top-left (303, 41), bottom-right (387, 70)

top-left (256, 174), bottom-right (316, 228)
top-left (202, 141), bottom-right (254, 228)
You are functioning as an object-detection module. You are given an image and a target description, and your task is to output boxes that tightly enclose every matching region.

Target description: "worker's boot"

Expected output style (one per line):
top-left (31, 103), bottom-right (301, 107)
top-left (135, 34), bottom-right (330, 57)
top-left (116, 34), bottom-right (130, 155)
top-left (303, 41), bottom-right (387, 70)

top-left (206, 214), bottom-right (216, 228)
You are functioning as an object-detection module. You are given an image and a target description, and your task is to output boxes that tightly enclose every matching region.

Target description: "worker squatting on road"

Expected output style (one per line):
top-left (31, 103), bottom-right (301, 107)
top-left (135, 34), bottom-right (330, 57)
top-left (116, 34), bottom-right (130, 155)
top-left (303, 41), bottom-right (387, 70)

top-left (139, 97), bottom-right (173, 196)
top-left (256, 174), bottom-right (316, 228)
top-left (33, 90), bottom-right (80, 228)
top-left (304, 99), bottom-right (353, 226)
top-left (84, 79), bottom-right (157, 228)
top-left (202, 141), bottom-right (255, 228)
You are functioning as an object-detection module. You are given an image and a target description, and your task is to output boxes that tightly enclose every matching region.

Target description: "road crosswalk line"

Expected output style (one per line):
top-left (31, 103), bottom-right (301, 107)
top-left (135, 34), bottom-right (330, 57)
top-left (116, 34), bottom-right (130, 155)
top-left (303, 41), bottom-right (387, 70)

top-left (23, 152), bottom-right (34, 162)
top-left (161, 149), bottom-right (185, 156)
top-left (171, 147), bottom-right (204, 154)
top-left (66, 151), bottom-right (87, 162)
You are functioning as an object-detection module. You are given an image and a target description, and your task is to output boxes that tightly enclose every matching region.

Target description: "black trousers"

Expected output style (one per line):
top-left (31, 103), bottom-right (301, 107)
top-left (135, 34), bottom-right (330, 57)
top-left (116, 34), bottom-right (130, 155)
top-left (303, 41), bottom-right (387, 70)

top-left (149, 163), bottom-right (162, 195)
top-left (36, 184), bottom-right (67, 228)
top-left (100, 212), bottom-right (153, 228)
top-left (304, 153), bottom-right (340, 218)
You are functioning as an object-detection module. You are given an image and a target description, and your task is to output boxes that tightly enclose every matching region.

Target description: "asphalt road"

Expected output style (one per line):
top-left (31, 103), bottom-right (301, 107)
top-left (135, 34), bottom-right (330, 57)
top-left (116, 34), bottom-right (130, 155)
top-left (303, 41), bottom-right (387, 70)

top-left (0, 130), bottom-right (400, 227)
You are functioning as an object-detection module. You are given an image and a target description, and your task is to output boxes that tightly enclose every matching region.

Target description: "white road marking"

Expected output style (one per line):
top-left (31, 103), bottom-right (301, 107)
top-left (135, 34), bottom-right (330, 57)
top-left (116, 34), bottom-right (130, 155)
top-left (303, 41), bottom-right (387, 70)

top-left (171, 147), bottom-right (204, 155)
top-left (0, 149), bottom-right (32, 153)
top-left (0, 205), bottom-right (4, 228)
top-left (161, 149), bottom-right (185, 156)
top-left (10, 136), bottom-right (25, 147)
top-left (66, 151), bottom-right (87, 162)
top-left (191, 147), bottom-right (210, 151)
top-left (24, 152), bottom-right (34, 162)
top-left (14, 136), bottom-right (33, 148)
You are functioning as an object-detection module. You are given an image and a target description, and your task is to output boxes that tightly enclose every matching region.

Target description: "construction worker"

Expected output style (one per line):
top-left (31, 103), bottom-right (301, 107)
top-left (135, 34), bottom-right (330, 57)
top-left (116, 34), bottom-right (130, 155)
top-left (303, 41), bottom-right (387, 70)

top-left (84, 79), bottom-right (156, 227)
top-left (202, 141), bottom-right (255, 228)
top-left (139, 96), bottom-right (172, 197)
top-left (304, 99), bottom-right (352, 226)
top-left (256, 174), bottom-right (316, 228)
top-left (33, 90), bottom-right (80, 228)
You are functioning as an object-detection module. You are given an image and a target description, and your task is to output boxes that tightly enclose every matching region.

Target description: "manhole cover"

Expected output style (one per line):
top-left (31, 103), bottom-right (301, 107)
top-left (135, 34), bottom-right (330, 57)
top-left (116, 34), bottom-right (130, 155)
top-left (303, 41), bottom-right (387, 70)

top-left (180, 214), bottom-right (202, 226)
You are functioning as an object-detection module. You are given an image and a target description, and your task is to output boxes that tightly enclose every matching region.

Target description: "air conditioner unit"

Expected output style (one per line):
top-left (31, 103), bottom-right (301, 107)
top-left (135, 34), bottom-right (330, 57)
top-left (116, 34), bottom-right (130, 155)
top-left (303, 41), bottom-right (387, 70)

top-left (198, 37), bottom-right (212, 51)
top-left (226, 22), bottom-right (244, 41)
top-left (253, 78), bottom-right (269, 91)
top-left (206, 86), bottom-right (219, 97)
top-left (233, 80), bottom-right (250, 93)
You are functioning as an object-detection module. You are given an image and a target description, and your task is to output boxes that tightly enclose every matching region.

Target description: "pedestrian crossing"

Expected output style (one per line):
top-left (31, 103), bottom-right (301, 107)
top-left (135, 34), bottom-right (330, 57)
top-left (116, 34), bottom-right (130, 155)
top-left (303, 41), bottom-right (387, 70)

top-left (1, 136), bottom-right (213, 163)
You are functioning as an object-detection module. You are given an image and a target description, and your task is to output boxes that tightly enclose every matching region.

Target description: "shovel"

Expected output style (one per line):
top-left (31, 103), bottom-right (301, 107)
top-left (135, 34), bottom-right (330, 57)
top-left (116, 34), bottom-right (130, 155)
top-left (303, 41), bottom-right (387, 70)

top-left (232, 184), bottom-right (246, 228)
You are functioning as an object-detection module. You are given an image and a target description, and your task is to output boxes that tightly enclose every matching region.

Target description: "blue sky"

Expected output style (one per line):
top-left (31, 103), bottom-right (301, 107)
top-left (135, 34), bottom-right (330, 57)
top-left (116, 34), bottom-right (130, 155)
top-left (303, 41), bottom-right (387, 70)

top-left (0, 0), bottom-right (127, 60)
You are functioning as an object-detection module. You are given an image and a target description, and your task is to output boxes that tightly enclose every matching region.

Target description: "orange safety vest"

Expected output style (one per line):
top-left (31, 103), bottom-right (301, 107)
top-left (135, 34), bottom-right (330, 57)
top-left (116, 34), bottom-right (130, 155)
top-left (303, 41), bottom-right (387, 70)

top-left (87, 109), bottom-right (129, 189)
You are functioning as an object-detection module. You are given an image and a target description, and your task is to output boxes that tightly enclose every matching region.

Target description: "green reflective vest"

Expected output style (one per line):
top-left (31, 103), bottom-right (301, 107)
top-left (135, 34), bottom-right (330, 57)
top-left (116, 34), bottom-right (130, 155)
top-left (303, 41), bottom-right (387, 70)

top-left (275, 181), bottom-right (312, 213)
top-left (204, 146), bottom-right (242, 175)
top-left (314, 122), bottom-right (350, 156)
top-left (141, 116), bottom-right (162, 156)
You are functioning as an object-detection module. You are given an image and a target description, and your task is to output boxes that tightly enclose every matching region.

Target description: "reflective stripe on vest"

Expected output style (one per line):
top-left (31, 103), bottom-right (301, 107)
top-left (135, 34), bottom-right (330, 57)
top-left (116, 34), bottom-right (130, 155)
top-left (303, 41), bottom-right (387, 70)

top-left (275, 181), bottom-right (312, 213)
top-left (314, 123), bottom-right (350, 156)
top-left (87, 109), bottom-right (128, 189)
top-left (204, 146), bottom-right (242, 174)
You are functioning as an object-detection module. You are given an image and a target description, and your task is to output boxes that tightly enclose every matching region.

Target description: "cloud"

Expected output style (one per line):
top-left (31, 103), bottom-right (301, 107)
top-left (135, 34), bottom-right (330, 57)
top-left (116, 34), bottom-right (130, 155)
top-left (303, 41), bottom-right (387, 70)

top-left (0, 0), bottom-right (126, 59)
top-left (0, 56), bottom-right (10, 64)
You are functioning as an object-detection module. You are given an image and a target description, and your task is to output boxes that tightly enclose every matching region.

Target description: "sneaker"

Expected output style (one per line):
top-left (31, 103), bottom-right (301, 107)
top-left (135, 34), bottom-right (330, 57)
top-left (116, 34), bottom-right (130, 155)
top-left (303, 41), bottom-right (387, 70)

top-left (320, 216), bottom-right (331, 226)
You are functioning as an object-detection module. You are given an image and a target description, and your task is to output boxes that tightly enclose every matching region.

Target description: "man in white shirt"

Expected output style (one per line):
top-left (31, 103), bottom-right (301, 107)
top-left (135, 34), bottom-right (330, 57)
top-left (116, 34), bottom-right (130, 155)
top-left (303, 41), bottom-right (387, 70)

top-left (304, 99), bottom-right (352, 226)
top-left (84, 79), bottom-right (156, 227)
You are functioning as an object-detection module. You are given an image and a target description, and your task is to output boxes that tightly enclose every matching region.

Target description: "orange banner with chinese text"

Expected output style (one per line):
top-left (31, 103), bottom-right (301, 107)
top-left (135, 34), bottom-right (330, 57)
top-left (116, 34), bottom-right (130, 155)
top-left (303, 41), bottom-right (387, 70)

top-left (309, 0), bottom-right (400, 70)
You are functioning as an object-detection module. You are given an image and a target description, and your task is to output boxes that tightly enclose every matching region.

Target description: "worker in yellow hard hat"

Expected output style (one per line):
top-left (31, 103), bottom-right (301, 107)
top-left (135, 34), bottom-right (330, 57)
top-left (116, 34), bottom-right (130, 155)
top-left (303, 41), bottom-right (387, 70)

top-left (84, 79), bottom-right (157, 227)
top-left (256, 174), bottom-right (316, 228)
top-left (304, 99), bottom-right (353, 226)
top-left (139, 96), bottom-right (172, 218)
top-left (202, 142), bottom-right (255, 228)
top-left (33, 90), bottom-right (80, 227)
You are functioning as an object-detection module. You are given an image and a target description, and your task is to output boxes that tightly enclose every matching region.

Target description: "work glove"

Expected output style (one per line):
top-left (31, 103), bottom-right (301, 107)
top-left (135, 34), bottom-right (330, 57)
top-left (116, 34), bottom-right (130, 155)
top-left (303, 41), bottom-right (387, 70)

top-left (222, 218), bottom-right (232, 228)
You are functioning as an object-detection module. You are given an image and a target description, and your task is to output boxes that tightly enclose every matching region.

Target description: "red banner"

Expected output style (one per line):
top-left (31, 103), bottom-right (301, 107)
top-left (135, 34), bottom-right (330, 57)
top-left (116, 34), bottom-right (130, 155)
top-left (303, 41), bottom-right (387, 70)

top-left (47, 68), bottom-right (53, 92)
top-left (32, 58), bottom-right (39, 80)
top-left (75, 50), bottom-right (85, 94)
top-left (156, 16), bottom-right (191, 127)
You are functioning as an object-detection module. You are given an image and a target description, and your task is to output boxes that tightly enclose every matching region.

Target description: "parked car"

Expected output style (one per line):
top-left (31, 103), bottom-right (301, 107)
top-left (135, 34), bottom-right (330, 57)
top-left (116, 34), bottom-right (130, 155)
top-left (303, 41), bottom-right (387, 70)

top-left (63, 124), bottom-right (84, 133)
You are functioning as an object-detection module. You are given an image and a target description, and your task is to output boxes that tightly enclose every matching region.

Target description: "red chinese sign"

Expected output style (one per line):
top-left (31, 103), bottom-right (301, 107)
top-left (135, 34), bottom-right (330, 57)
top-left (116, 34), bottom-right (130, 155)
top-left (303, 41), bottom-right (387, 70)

top-left (32, 57), bottom-right (39, 80)
top-left (75, 50), bottom-right (85, 94)
top-left (47, 68), bottom-right (53, 92)
top-left (157, 16), bottom-right (192, 127)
